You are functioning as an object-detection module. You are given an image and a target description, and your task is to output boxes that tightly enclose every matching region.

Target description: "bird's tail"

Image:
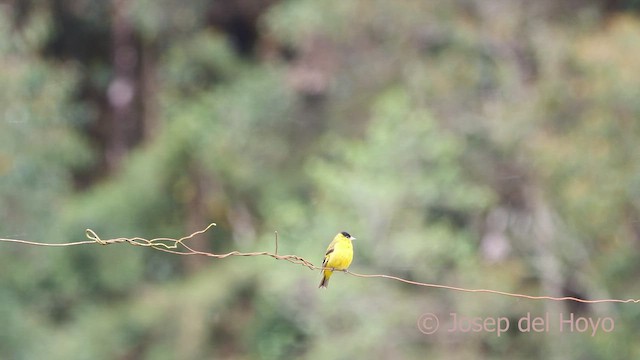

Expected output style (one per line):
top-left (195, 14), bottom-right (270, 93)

top-left (319, 270), bottom-right (332, 288)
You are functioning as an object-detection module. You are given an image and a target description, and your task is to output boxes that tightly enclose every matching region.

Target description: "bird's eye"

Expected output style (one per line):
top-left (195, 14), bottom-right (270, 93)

top-left (340, 231), bottom-right (351, 238)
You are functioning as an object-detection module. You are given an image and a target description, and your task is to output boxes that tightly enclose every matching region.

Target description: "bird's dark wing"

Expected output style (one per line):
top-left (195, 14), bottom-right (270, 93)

top-left (322, 247), bottom-right (334, 267)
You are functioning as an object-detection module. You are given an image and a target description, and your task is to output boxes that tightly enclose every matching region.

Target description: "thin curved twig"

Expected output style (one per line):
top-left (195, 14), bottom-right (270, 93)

top-left (1, 223), bottom-right (638, 304)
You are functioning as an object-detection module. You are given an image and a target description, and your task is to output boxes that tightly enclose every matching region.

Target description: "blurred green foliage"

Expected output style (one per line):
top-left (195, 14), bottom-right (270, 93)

top-left (2, 1), bottom-right (640, 359)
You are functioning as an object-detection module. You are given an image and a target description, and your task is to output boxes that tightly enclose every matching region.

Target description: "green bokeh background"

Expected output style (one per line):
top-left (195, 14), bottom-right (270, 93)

top-left (2, 1), bottom-right (640, 359)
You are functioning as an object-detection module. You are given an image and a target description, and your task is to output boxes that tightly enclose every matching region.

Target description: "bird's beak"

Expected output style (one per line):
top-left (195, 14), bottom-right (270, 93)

top-left (351, 237), bottom-right (356, 241)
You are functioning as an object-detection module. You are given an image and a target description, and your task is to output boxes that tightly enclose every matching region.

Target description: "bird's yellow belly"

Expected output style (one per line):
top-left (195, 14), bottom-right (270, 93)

top-left (326, 242), bottom-right (353, 270)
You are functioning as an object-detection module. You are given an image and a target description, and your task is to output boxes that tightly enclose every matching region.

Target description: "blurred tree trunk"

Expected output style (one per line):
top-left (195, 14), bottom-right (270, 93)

top-left (528, 185), bottom-right (569, 357)
top-left (107, 0), bottom-right (141, 170)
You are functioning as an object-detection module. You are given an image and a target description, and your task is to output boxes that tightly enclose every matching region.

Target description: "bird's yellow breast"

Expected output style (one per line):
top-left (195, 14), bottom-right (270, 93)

top-left (325, 238), bottom-right (353, 270)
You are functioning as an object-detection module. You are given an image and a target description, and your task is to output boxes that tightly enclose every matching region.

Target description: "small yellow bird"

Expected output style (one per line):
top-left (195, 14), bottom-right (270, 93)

top-left (319, 231), bottom-right (355, 288)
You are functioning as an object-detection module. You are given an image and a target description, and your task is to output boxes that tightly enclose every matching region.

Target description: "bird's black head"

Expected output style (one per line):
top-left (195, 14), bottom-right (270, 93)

top-left (340, 231), bottom-right (351, 238)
